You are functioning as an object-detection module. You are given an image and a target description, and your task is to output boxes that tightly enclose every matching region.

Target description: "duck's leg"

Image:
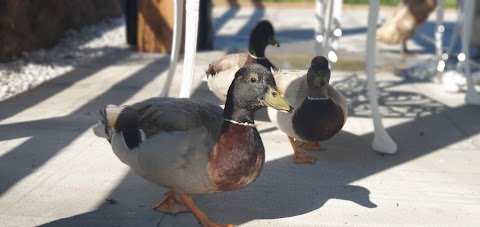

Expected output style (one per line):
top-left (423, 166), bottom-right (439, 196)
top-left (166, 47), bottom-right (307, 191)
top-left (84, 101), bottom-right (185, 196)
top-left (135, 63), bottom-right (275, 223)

top-left (298, 141), bottom-right (325, 151)
top-left (153, 190), bottom-right (190, 215)
top-left (180, 193), bottom-right (234, 227)
top-left (288, 136), bottom-right (317, 164)
top-left (401, 40), bottom-right (409, 56)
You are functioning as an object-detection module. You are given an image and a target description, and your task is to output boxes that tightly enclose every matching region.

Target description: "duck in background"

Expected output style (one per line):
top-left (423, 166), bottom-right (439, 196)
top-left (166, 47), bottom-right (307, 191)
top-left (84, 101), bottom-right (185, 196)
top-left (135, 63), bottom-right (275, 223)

top-left (92, 64), bottom-right (293, 227)
top-left (377, 0), bottom-right (437, 55)
top-left (207, 20), bottom-right (280, 102)
top-left (268, 56), bottom-right (347, 164)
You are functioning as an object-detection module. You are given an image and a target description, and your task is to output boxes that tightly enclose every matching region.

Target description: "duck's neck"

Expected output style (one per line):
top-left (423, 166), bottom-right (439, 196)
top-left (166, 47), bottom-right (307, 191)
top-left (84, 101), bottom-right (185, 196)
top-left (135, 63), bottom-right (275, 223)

top-left (307, 85), bottom-right (329, 100)
top-left (248, 41), bottom-right (278, 72)
top-left (248, 39), bottom-right (266, 59)
top-left (223, 100), bottom-right (256, 126)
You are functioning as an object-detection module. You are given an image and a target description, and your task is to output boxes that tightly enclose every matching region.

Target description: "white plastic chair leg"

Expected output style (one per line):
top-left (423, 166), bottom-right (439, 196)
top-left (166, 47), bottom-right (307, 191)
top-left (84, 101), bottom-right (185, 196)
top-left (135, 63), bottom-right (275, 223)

top-left (322, 0), bottom-right (334, 52)
top-left (314, 0), bottom-right (326, 56)
top-left (330, 0), bottom-right (342, 52)
top-left (435, 0), bottom-right (445, 71)
top-left (314, 0), bottom-right (342, 64)
top-left (366, 0), bottom-right (397, 154)
top-left (160, 0), bottom-right (184, 97)
top-left (462, 0), bottom-right (480, 105)
top-left (179, 0), bottom-right (200, 98)
top-left (445, 4), bottom-right (462, 59)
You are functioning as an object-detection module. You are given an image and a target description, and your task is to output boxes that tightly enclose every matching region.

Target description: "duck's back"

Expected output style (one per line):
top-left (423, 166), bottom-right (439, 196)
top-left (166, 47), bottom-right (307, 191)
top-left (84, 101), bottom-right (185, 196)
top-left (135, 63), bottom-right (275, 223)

top-left (206, 53), bottom-right (253, 75)
top-left (207, 53), bottom-right (255, 101)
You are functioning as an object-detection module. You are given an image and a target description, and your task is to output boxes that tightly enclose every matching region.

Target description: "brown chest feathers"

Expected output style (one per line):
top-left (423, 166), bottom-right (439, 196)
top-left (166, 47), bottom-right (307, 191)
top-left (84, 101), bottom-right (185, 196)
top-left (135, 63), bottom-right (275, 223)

top-left (292, 98), bottom-right (345, 142)
top-left (208, 123), bottom-right (265, 192)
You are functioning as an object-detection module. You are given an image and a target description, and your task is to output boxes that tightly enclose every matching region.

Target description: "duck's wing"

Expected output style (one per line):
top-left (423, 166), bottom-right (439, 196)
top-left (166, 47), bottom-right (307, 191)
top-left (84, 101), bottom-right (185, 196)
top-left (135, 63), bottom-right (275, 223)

top-left (206, 53), bottom-right (252, 76)
top-left (109, 97), bottom-right (224, 138)
top-left (267, 70), bottom-right (307, 139)
top-left (273, 70), bottom-right (308, 105)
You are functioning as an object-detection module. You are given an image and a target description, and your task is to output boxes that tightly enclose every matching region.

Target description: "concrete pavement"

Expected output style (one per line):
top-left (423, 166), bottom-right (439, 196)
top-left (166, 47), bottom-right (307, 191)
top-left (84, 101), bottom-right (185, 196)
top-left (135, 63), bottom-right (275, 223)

top-left (1, 6), bottom-right (480, 227)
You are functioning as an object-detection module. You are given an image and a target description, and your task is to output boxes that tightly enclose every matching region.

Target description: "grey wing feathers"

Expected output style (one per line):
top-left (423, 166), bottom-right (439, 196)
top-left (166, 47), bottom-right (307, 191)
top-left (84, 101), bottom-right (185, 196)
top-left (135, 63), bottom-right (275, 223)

top-left (125, 98), bottom-right (223, 137)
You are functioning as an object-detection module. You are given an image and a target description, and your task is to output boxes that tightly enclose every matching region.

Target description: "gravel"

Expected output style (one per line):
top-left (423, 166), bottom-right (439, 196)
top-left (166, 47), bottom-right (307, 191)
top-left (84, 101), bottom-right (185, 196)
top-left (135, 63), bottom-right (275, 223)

top-left (0, 16), bottom-right (128, 101)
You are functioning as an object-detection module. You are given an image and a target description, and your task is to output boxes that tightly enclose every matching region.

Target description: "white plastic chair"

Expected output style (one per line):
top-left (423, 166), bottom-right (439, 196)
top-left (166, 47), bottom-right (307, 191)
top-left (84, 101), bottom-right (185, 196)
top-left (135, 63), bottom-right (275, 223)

top-left (162, 0), bottom-right (479, 154)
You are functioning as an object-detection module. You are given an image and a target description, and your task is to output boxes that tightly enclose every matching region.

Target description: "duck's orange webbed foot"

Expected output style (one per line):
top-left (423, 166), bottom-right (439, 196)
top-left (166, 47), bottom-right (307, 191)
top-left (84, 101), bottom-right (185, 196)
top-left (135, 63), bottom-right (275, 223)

top-left (298, 141), bottom-right (325, 151)
top-left (293, 153), bottom-right (317, 164)
top-left (180, 193), bottom-right (235, 227)
top-left (288, 136), bottom-right (317, 164)
top-left (153, 190), bottom-right (190, 215)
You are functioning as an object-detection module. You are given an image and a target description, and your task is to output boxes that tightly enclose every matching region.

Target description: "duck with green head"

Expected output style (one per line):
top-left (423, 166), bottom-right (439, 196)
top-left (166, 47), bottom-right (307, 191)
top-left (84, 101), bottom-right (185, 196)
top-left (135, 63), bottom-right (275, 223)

top-left (268, 56), bottom-right (348, 164)
top-left (93, 64), bottom-right (293, 227)
top-left (207, 20), bottom-right (280, 102)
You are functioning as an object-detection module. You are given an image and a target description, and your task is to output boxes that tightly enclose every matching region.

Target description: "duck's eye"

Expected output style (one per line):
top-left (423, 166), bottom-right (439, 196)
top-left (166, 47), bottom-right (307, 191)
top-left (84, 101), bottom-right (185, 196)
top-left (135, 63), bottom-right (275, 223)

top-left (272, 91), bottom-right (278, 97)
top-left (250, 78), bottom-right (257, 83)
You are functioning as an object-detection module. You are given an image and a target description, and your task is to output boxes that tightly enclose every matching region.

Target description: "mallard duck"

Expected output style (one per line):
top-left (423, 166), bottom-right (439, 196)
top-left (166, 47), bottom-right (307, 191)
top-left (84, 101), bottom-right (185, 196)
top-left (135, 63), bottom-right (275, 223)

top-left (207, 20), bottom-right (280, 102)
top-left (267, 56), bottom-right (347, 164)
top-left (92, 64), bottom-right (293, 227)
top-left (376, 0), bottom-right (437, 54)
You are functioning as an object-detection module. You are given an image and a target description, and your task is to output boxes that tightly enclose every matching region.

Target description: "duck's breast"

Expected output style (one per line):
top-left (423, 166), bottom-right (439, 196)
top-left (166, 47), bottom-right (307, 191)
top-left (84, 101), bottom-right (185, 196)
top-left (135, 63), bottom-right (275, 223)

top-left (208, 124), bottom-right (265, 192)
top-left (292, 98), bottom-right (345, 142)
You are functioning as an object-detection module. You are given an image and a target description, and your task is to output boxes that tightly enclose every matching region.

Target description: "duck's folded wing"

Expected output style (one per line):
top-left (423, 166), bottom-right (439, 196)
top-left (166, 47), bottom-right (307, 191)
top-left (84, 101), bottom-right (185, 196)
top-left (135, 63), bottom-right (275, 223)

top-left (206, 53), bottom-right (250, 75)
top-left (111, 98), bottom-right (223, 138)
top-left (273, 70), bottom-right (307, 102)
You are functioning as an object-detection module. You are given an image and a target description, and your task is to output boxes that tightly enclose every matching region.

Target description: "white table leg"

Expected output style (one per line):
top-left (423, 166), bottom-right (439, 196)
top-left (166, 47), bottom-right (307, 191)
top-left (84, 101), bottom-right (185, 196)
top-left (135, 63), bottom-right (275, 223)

top-left (366, 0), bottom-right (397, 154)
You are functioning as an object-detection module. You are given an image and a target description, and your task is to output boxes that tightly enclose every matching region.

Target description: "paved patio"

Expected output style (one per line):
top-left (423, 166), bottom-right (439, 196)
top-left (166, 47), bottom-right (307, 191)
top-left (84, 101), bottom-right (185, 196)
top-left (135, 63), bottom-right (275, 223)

top-left (1, 6), bottom-right (480, 227)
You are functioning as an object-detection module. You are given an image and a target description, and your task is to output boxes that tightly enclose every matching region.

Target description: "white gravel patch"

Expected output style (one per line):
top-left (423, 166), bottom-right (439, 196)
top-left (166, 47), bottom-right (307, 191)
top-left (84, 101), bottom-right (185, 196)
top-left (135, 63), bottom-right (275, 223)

top-left (0, 16), bottom-right (128, 101)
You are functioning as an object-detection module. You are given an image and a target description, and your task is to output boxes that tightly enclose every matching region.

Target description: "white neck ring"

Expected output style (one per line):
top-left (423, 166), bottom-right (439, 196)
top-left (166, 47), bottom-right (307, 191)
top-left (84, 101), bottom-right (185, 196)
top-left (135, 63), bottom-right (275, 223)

top-left (249, 53), bottom-right (267, 60)
top-left (224, 119), bottom-right (255, 127)
top-left (307, 96), bottom-right (330, 100)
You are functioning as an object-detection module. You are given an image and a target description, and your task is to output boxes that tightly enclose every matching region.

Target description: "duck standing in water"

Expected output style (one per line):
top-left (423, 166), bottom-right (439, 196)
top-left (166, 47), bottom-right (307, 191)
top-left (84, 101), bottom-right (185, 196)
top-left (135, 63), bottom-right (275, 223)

top-left (207, 20), bottom-right (280, 102)
top-left (93, 64), bottom-right (293, 227)
top-left (268, 56), bottom-right (347, 164)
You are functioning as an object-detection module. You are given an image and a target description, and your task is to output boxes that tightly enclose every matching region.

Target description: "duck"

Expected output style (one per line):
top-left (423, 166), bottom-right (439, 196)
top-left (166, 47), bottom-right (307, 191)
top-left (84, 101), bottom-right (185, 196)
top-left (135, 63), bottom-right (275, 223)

top-left (92, 64), bottom-right (293, 227)
top-left (207, 20), bottom-right (280, 102)
top-left (376, 0), bottom-right (437, 55)
top-left (267, 56), bottom-right (347, 164)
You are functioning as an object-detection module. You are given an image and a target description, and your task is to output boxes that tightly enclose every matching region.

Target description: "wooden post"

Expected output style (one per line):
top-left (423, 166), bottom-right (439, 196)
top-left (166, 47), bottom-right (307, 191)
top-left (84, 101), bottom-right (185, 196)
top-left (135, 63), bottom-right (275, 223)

top-left (137, 0), bottom-right (185, 53)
